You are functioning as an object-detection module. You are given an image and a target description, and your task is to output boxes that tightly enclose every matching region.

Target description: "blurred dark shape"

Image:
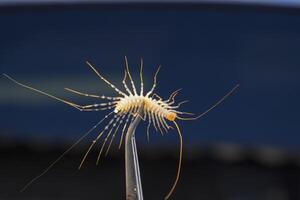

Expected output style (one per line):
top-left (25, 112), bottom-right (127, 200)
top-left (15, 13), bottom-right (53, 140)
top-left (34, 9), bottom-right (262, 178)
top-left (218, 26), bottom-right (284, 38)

top-left (1, 141), bottom-right (300, 200)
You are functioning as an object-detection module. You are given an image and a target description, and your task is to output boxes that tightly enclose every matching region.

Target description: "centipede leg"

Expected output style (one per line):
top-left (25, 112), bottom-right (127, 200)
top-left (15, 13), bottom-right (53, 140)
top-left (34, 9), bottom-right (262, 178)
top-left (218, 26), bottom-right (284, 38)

top-left (105, 114), bottom-right (126, 156)
top-left (96, 115), bottom-right (122, 164)
top-left (78, 114), bottom-right (118, 169)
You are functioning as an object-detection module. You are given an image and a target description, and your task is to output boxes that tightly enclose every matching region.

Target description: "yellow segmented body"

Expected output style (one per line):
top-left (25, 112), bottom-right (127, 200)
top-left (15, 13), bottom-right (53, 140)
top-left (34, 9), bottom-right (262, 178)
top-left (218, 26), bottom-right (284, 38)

top-left (114, 95), bottom-right (174, 121)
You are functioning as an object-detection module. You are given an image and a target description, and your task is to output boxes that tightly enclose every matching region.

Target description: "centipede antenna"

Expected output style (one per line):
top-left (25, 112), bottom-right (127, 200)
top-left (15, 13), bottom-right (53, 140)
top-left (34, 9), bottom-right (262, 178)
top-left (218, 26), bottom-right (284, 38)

top-left (164, 120), bottom-right (183, 200)
top-left (146, 65), bottom-right (161, 96)
top-left (166, 88), bottom-right (182, 103)
top-left (177, 84), bottom-right (240, 120)
top-left (140, 58), bottom-right (144, 96)
top-left (169, 101), bottom-right (189, 109)
top-left (177, 100), bottom-right (189, 107)
top-left (19, 111), bottom-right (114, 192)
top-left (174, 111), bottom-right (195, 115)
top-left (168, 91), bottom-right (181, 105)
top-left (86, 61), bottom-right (126, 96)
top-left (124, 56), bottom-right (137, 95)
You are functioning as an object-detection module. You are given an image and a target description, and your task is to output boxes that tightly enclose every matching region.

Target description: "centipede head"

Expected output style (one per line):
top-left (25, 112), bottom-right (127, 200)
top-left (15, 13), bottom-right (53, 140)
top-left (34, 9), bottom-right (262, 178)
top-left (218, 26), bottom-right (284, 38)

top-left (166, 112), bottom-right (177, 121)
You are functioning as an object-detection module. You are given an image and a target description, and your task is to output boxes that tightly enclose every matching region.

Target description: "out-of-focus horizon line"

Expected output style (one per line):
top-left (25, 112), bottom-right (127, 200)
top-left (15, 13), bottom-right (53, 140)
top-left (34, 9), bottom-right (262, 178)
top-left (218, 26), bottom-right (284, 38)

top-left (1, 74), bottom-right (151, 105)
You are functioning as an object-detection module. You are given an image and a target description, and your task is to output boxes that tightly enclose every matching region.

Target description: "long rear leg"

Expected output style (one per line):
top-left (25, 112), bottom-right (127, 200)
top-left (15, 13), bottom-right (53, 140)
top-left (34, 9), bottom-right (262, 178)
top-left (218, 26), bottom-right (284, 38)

top-left (73, 104), bottom-right (117, 112)
top-left (3, 74), bottom-right (116, 112)
top-left (76, 102), bottom-right (117, 109)
top-left (64, 87), bottom-right (121, 100)
top-left (3, 74), bottom-right (91, 111)
top-left (20, 111), bottom-right (114, 192)
top-left (71, 103), bottom-right (117, 112)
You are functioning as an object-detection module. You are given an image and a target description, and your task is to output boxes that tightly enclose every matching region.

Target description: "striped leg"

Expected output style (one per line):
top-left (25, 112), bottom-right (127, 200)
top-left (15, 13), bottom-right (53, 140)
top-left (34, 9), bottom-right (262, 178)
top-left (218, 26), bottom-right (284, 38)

top-left (76, 104), bottom-right (117, 112)
top-left (124, 56), bottom-right (137, 95)
top-left (159, 114), bottom-right (169, 132)
top-left (154, 113), bottom-right (164, 134)
top-left (122, 69), bottom-right (133, 95)
top-left (65, 87), bottom-right (121, 100)
top-left (149, 110), bottom-right (160, 134)
top-left (105, 114), bottom-right (127, 156)
top-left (86, 61), bottom-right (126, 96)
top-left (146, 121), bottom-right (151, 142)
top-left (78, 114), bottom-right (119, 169)
top-left (150, 110), bottom-right (158, 132)
top-left (19, 111), bottom-right (114, 192)
top-left (139, 58), bottom-right (144, 96)
top-left (118, 113), bottom-right (132, 149)
top-left (96, 115), bottom-right (123, 164)
top-left (146, 65), bottom-right (161, 96)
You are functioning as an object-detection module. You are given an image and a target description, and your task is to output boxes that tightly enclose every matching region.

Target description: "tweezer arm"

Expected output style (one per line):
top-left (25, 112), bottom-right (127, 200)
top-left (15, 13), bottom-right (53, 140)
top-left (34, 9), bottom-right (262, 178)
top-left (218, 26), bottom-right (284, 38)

top-left (125, 105), bottom-right (144, 200)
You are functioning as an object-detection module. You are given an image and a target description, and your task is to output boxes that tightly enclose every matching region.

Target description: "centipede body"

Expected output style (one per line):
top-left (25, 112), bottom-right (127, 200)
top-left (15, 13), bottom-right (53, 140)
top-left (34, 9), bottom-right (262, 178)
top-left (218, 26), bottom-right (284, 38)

top-left (3, 56), bottom-right (239, 200)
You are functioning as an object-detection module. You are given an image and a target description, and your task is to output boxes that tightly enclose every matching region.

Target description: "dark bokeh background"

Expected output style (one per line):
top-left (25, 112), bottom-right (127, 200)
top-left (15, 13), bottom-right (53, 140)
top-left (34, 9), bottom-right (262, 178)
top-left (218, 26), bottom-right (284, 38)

top-left (1, 2), bottom-right (300, 200)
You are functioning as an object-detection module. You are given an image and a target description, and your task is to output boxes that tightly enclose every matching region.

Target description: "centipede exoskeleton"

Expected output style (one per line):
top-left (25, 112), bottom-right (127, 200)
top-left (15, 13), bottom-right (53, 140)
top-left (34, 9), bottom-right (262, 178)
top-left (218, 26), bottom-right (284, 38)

top-left (3, 57), bottom-right (239, 199)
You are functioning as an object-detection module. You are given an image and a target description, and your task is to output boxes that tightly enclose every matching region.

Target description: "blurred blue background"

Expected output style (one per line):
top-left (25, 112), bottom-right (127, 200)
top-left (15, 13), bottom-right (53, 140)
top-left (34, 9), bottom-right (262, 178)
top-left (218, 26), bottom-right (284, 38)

top-left (1, 1), bottom-right (300, 151)
top-left (1, 1), bottom-right (300, 200)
